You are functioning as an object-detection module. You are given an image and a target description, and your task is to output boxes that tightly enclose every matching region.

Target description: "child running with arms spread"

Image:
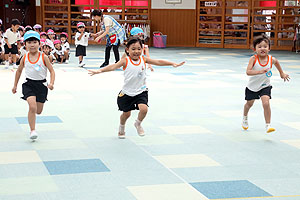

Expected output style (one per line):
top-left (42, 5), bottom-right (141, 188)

top-left (12, 31), bottom-right (55, 140)
top-left (88, 38), bottom-right (184, 139)
top-left (242, 34), bottom-right (289, 133)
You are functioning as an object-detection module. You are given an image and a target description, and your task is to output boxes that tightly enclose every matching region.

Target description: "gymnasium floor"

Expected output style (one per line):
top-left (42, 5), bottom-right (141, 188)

top-left (0, 46), bottom-right (300, 200)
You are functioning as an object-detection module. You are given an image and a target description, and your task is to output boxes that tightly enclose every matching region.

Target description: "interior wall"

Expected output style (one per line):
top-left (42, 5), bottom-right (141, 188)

top-left (150, 9), bottom-right (196, 47)
top-left (151, 0), bottom-right (196, 9)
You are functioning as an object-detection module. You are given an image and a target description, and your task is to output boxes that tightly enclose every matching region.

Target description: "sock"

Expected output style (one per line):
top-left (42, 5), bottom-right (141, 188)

top-left (266, 123), bottom-right (270, 127)
top-left (243, 116), bottom-right (248, 120)
top-left (135, 119), bottom-right (142, 125)
top-left (119, 124), bottom-right (125, 133)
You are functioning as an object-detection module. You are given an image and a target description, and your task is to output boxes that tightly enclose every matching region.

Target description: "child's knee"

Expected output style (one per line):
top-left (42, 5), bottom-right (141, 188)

top-left (29, 105), bottom-right (37, 113)
top-left (139, 105), bottom-right (148, 114)
top-left (123, 112), bottom-right (131, 118)
top-left (262, 101), bottom-right (270, 109)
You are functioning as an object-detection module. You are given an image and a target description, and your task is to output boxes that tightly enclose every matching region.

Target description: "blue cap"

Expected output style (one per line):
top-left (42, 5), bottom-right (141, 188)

top-left (130, 27), bottom-right (144, 36)
top-left (24, 30), bottom-right (40, 41)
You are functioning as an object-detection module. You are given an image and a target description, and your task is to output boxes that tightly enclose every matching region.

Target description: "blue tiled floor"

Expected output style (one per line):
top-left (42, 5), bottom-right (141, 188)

top-left (43, 159), bottom-right (110, 175)
top-left (191, 180), bottom-right (272, 199)
top-left (15, 116), bottom-right (63, 124)
top-left (0, 46), bottom-right (300, 199)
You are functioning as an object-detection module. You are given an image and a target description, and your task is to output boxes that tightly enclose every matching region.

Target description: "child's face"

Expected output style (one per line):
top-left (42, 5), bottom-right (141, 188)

top-left (255, 40), bottom-right (270, 56)
top-left (25, 40), bottom-right (40, 53)
top-left (60, 36), bottom-right (66, 43)
top-left (126, 42), bottom-right (143, 60)
top-left (54, 43), bottom-right (61, 49)
top-left (12, 25), bottom-right (20, 32)
top-left (78, 27), bottom-right (85, 32)
top-left (42, 46), bottom-right (51, 54)
top-left (48, 34), bottom-right (55, 39)
top-left (41, 35), bottom-right (47, 39)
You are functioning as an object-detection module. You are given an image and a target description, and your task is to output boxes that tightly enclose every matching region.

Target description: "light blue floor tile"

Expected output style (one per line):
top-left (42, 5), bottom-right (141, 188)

top-left (0, 162), bottom-right (49, 178)
top-left (191, 180), bottom-right (272, 199)
top-left (15, 116), bottom-right (63, 124)
top-left (0, 118), bottom-right (22, 132)
top-left (44, 159), bottom-right (110, 175)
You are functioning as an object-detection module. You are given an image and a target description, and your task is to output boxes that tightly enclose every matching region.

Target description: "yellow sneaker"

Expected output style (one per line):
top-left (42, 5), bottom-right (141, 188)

top-left (266, 127), bottom-right (275, 133)
top-left (242, 119), bottom-right (248, 130)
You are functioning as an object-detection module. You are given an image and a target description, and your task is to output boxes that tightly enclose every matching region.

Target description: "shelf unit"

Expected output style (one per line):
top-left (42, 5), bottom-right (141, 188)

top-left (197, 0), bottom-right (299, 50)
top-left (41, 0), bottom-right (151, 44)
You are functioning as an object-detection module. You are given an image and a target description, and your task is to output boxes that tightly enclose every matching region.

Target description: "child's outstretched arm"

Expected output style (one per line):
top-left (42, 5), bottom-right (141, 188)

top-left (88, 58), bottom-right (126, 76)
top-left (144, 57), bottom-right (185, 68)
top-left (12, 57), bottom-right (25, 94)
top-left (44, 54), bottom-right (55, 90)
top-left (272, 57), bottom-right (290, 82)
top-left (246, 56), bottom-right (268, 75)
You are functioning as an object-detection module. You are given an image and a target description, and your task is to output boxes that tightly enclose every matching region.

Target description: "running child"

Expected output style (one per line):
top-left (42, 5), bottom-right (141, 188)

top-left (12, 30), bottom-right (55, 140)
top-left (127, 27), bottom-right (153, 71)
top-left (88, 38), bottom-right (184, 139)
top-left (242, 34), bottom-right (290, 133)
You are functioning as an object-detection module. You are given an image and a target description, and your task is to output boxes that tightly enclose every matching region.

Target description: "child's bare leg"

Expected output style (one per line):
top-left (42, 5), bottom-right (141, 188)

top-left (261, 95), bottom-right (275, 132)
top-left (36, 102), bottom-right (45, 115)
top-left (64, 52), bottom-right (69, 60)
top-left (243, 100), bottom-right (255, 116)
top-left (134, 104), bottom-right (148, 136)
top-left (242, 100), bottom-right (254, 130)
top-left (261, 95), bottom-right (271, 124)
top-left (27, 96), bottom-right (37, 131)
top-left (137, 104), bottom-right (148, 122)
top-left (119, 111), bottom-right (131, 138)
top-left (79, 55), bottom-right (83, 62)
top-left (120, 111), bottom-right (131, 125)
top-left (12, 54), bottom-right (16, 63)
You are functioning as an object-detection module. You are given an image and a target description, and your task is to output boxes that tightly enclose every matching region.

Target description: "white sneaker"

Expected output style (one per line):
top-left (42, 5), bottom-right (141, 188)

top-left (134, 120), bottom-right (145, 136)
top-left (5, 61), bottom-right (9, 69)
top-left (242, 117), bottom-right (248, 130)
top-left (13, 64), bottom-right (18, 69)
top-left (266, 125), bottom-right (275, 133)
top-left (30, 130), bottom-right (38, 140)
top-left (65, 60), bottom-right (69, 64)
top-left (79, 62), bottom-right (85, 67)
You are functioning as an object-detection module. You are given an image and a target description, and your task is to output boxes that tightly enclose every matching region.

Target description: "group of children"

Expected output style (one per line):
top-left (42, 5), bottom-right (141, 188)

top-left (0, 19), bottom-right (71, 69)
top-left (3, 17), bottom-right (289, 141)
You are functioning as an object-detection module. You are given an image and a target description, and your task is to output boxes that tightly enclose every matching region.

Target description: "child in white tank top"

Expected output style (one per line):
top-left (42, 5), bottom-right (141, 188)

top-left (242, 35), bottom-right (289, 133)
top-left (88, 38), bottom-right (184, 139)
top-left (12, 31), bottom-right (55, 140)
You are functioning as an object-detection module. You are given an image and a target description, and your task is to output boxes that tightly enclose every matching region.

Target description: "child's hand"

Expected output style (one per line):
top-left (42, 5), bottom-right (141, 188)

top-left (280, 73), bottom-right (290, 82)
top-left (148, 64), bottom-right (154, 72)
top-left (88, 69), bottom-right (102, 76)
top-left (260, 68), bottom-right (268, 74)
top-left (48, 84), bottom-right (54, 90)
top-left (173, 61), bottom-right (185, 68)
top-left (12, 86), bottom-right (17, 94)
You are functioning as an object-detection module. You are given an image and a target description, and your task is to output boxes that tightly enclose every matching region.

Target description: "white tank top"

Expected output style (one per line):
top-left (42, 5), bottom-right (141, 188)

top-left (247, 55), bottom-right (272, 92)
top-left (121, 56), bottom-right (147, 96)
top-left (24, 52), bottom-right (48, 80)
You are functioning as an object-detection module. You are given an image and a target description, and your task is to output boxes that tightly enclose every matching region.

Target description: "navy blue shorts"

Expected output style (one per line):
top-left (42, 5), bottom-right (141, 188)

top-left (245, 86), bottom-right (272, 100)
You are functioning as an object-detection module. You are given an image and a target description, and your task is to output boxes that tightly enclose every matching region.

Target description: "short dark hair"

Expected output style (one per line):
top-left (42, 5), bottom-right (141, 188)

top-left (91, 10), bottom-right (103, 17)
top-left (125, 38), bottom-right (143, 56)
top-left (11, 19), bottom-right (21, 26)
top-left (253, 34), bottom-right (271, 49)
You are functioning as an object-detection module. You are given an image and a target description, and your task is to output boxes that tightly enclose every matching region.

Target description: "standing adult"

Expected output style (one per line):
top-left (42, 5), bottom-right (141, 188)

top-left (91, 9), bottom-right (126, 68)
